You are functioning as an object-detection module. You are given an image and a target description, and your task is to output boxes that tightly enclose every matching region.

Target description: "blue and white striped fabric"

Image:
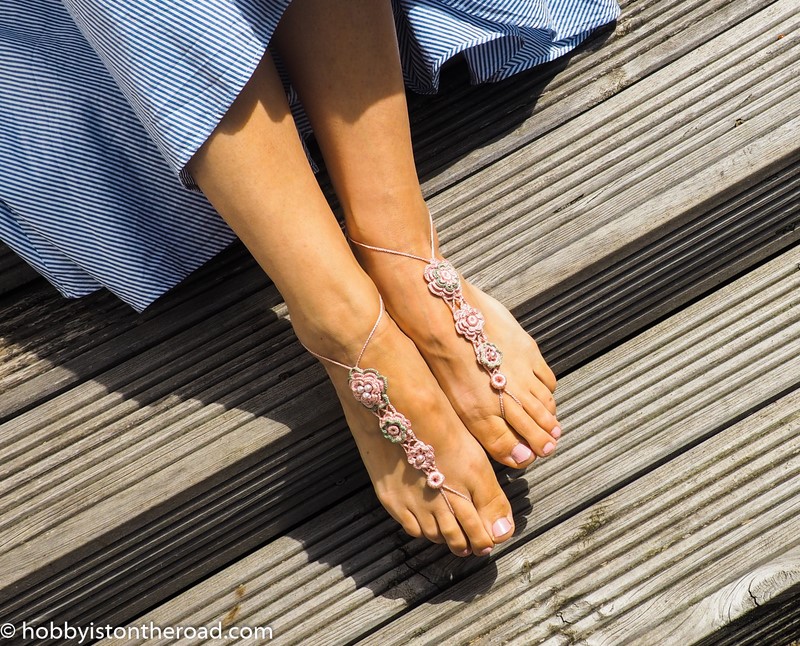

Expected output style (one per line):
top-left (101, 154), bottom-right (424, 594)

top-left (0, 0), bottom-right (619, 311)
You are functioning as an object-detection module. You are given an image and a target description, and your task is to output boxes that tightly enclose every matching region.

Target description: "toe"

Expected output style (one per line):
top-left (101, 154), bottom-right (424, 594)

top-left (530, 376), bottom-right (558, 416)
top-left (435, 509), bottom-right (471, 556)
top-left (472, 416), bottom-right (536, 468)
top-left (503, 402), bottom-right (558, 458)
top-left (531, 350), bottom-right (557, 393)
top-left (448, 490), bottom-right (496, 554)
top-left (396, 508), bottom-right (423, 539)
top-left (491, 516), bottom-right (514, 542)
top-left (472, 484), bottom-right (515, 549)
top-left (516, 388), bottom-right (559, 434)
top-left (416, 512), bottom-right (445, 544)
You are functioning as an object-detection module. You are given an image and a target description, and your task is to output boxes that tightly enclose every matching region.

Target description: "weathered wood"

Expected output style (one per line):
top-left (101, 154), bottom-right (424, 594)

top-left (699, 585), bottom-right (800, 646)
top-left (519, 159), bottom-right (800, 372)
top-left (362, 391), bottom-right (800, 646)
top-left (0, 247), bottom-right (263, 421)
top-left (433, 0), bottom-right (799, 288)
top-left (108, 245), bottom-right (800, 645)
top-left (634, 551), bottom-right (800, 645)
top-left (418, 0), bottom-right (773, 195)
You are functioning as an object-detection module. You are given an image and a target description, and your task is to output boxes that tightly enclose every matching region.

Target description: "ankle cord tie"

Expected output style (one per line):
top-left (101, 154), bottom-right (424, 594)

top-left (300, 296), bottom-right (470, 514)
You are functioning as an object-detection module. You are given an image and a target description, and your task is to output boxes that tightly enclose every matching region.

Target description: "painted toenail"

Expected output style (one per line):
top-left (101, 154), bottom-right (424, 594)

top-left (543, 441), bottom-right (555, 455)
top-left (478, 547), bottom-right (493, 556)
top-left (551, 426), bottom-right (562, 439)
top-left (511, 443), bottom-right (533, 465)
top-left (492, 518), bottom-right (512, 538)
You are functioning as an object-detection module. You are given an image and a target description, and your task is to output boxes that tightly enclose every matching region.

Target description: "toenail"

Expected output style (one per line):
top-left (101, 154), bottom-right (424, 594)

top-left (478, 547), bottom-right (493, 556)
top-left (551, 425), bottom-right (562, 440)
top-left (492, 518), bottom-right (512, 538)
top-left (511, 443), bottom-right (533, 465)
top-left (457, 548), bottom-right (471, 557)
top-left (542, 441), bottom-right (556, 456)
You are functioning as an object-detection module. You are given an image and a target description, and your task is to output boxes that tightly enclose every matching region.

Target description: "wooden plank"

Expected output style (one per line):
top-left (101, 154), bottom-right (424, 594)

top-left (361, 390), bottom-right (800, 646)
top-left (701, 586), bottom-right (800, 646)
top-left (0, 328), bottom-right (325, 588)
top-left (0, 244), bottom-right (261, 421)
top-left (526, 164), bottom-right (800, 369)
top-left (431, 0), bottom-right (799, 291)
top-left (107, 244), bottom-right (800, 645)
top-left (7, 435), bottom-right (370, 627)
top-left (633, 551), bottom-right (800, 645)
top-left (418, 0), bottom-right (773, 194)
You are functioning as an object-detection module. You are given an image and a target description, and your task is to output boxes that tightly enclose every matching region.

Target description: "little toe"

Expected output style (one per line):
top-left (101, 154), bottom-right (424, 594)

top-left (529, 376), bottom-right (558, 416)
top-left (396, 508), bottom-right (423, 539)
top-left (533, 355), bottom-right (558, 393)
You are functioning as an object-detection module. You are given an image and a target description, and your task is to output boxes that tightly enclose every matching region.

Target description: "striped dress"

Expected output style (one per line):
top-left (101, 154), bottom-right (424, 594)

top-left (0, 0), bottom-right (619, 311)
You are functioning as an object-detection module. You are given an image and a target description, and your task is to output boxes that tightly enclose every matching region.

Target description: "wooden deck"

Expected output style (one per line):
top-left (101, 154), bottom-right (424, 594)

top-left (1, 0), bottom-right (799, 643)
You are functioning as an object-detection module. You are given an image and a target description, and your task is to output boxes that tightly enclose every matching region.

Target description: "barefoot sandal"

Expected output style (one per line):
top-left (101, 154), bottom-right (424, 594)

top-left (301, 297), bottom-right (470, 514)
top-left (349, 214), bottom-right (523, 419)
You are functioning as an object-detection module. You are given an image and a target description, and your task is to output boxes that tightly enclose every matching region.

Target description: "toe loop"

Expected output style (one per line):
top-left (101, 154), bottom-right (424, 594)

top-left (426, 470), bottom-right (445, 489)
top-left (490, 372), bottom-right (507, 390)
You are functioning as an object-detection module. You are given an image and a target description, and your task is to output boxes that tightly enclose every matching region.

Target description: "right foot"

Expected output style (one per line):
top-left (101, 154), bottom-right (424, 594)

top-left (293, 293), bottom-right (516, 556)
top-left (347, 204), bottom-right (561, 471)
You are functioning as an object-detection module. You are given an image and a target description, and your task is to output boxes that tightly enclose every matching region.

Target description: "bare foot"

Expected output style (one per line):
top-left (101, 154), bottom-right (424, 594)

top-left (294, 294), bottom-right (516, 556)
top-left (350, 225), bottom-right (560, 470)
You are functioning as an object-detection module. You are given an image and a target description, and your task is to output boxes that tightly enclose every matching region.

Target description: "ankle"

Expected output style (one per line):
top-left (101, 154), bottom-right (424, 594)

top-left (343, 190), bottom-right (434, 257)
top-left (289, 281), bottom-right (384, 365)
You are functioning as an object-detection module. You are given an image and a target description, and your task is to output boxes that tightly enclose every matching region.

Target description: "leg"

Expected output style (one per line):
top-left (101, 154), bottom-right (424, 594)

top-left (187, 54), bottom-right (514, 555)
top-left (271, 0), bottom-right (561, 470)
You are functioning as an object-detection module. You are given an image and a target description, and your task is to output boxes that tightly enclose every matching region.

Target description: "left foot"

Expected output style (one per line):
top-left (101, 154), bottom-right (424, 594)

top-left (350, 217), bottom-right (560, 470)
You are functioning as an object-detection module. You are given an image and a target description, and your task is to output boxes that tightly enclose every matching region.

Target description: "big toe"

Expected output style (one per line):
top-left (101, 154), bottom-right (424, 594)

top-left (474, 482), bottom-right (515, 552)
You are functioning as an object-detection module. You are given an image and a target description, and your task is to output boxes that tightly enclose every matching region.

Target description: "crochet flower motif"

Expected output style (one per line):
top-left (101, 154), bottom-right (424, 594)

top-left (426, 470), bottom-right (445, 489)
top-left (476, 341), bottom-right (503, 370)
top-left (348, 368), bottom-right (388, 411)
top-left (424, 260), bottom-right (461, 300)
top-left (406, 440), bottom-right (436, 471)
top-left (454, 305), bottom-right (485, 341)
top-left (491, 372), bottom-right (507, 390)
top-left (380, 411), bottom-right (410, 444)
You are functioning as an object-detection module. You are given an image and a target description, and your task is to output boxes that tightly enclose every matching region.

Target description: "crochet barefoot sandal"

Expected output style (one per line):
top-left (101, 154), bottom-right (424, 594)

top-left (349, 214), bottom-right (523, 419)
top-left (302, 297), bottom-right (470, 514)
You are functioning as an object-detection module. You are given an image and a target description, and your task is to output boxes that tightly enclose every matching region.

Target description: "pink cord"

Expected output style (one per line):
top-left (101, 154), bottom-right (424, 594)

top-left (350, 212), bottom-right (522, 421)
top-left (301, 296), bottom-right (471, 511)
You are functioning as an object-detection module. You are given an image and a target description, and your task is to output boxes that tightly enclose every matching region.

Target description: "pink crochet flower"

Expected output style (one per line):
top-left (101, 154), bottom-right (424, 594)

top-left (454, 305), bottom-right (485, 340)
top-left (348, 368), bottom-right (387, 411)
top-left (491, 372), bottom-right (507, 390)
top-left (426, 470), bottom-right (445, 489)
top-left (424, 260), bottom-right (461, 300)
top-left (476, 342), bottom-right (503, 370)
top-left (379, 411), bottom-right (410, 444)
top-left (406, 440), bottom-right (436, 471)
